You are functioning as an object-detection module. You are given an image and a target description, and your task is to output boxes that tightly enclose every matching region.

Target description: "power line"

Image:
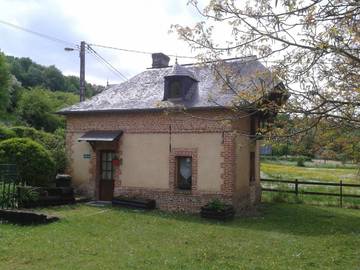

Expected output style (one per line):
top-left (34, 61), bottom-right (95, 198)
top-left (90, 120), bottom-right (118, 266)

top-left (0, 19), bottom-right (77, 48)
top-left (87, 48), bottom-right (127, 81)
top-left (87, 45), bottom-right (128, 81)
top-left (88, 43), bottom-right (197, 59)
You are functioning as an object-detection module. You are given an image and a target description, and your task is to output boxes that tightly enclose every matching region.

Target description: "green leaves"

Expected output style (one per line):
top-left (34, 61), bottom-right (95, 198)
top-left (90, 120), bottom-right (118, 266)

top-left (0, 52), bottom-right (11, 112)
top-left (0, 138), bottom-right (55, 186)
top-left (16, 87), bottom-right (78, 132)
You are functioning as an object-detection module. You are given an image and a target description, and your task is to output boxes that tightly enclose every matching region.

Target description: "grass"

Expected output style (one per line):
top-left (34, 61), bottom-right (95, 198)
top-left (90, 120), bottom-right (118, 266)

top-left (261, 162), bottom-right (359, 183)
top-left (1, 203), bottom-right (360, 269)
top-left (261, 161), bottom-right (360, 207)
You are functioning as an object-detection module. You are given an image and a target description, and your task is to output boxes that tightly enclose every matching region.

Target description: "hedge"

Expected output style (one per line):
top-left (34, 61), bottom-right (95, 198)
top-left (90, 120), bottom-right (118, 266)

top-left (0, 138), bottom-right (55, 186)
top-left (10, 126), bottom-right (66, 173)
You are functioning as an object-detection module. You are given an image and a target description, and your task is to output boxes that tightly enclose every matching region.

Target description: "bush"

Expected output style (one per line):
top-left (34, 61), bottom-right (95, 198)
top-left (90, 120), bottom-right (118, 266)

top-left (17, 186), bottom-right (40, 205)
top-left (10, 126), bottom-right (66, 173)
top-left (296, 157), bottom-right (306, 167)
top-left (206, 199), bottom-right (227, 211)
top-left (261, 155), bottom-right (312, 163)
top-left (0, 125), bottom-right (16, 141)
top-left (0, 138), bottom-right (55, 186)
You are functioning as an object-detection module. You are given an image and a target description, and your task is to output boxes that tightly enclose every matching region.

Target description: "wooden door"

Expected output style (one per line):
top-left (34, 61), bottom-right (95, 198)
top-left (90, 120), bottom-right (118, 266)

top-left (99, 151), bottom-right (115, 201)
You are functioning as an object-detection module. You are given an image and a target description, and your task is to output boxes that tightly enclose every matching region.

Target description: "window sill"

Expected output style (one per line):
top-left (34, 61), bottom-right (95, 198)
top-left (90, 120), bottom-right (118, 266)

top-left (174, 189), bottom-right (192, 195)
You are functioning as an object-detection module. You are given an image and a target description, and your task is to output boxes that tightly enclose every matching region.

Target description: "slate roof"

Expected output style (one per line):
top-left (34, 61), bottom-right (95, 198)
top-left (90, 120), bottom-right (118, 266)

top-left (59, 56), bottom-right (279, 114)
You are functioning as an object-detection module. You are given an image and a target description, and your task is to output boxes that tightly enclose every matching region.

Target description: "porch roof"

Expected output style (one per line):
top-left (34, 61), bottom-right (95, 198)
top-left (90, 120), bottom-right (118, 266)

top-left (78, 130), bottom-right (123, 142)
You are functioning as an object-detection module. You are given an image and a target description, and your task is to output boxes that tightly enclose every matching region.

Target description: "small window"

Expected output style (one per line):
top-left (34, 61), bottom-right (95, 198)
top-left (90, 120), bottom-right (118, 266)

top-left (177, 157), bottom-right (192, 190)
top-left (169, 80), bottom-right (182, 98)
top-left (250, 152), bottom-right (255, 182)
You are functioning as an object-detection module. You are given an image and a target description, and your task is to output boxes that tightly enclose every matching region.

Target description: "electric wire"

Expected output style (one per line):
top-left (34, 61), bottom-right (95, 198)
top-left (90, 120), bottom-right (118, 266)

top-left (88, 43), bottom-right (197, 59)
top-left (87, 45), bottom-right (128, 81)
top-left (0, 19), bottom-right (77, 48)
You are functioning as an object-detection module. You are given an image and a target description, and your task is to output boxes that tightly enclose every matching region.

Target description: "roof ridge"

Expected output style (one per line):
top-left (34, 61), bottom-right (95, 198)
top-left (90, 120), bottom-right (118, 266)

top-left (147, 55), bottom-right (257, 69)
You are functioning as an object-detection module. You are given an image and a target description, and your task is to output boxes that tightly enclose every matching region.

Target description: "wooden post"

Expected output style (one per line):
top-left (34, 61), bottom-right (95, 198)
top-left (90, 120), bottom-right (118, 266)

top-left (79, 41), bottom-right (86, 102)
top-left (340, 180), bottom-right (343, 208)
top-left (295, 179), bottom-right (298, 197)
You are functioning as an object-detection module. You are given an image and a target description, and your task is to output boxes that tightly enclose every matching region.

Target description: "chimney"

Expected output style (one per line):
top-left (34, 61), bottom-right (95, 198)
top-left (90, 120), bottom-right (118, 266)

top-left (152, 53), bottom-right (170, 68)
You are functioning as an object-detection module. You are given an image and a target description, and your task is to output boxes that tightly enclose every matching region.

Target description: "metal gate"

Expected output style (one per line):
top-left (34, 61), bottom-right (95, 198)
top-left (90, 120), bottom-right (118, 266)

top-left (0, 164), bottom-right (22, 209)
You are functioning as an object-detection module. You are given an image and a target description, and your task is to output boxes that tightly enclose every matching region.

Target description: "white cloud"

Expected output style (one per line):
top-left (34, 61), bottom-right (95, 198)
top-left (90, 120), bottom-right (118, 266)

top-left (0, 0), bottom-right (201, 85)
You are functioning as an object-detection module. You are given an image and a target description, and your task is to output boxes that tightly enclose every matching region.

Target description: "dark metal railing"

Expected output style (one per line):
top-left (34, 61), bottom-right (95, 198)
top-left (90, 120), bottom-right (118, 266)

top-left (0, 164), bottom-right (23, 209)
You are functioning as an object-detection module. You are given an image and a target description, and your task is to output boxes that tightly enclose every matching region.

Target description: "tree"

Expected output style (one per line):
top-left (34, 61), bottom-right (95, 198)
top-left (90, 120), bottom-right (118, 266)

top-left (0, 52), bottom-right (11, 112)
top-left (174, 0), bottom-right (360, 134)
top-left (43, 65), bottom-right (65, 91)
top-left (16, 87), bottom-right (78, 132)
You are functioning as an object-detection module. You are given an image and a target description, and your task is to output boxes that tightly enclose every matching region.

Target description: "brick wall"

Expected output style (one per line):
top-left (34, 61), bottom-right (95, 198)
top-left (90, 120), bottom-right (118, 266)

top-left (66, 109), bottom-right (261, 213)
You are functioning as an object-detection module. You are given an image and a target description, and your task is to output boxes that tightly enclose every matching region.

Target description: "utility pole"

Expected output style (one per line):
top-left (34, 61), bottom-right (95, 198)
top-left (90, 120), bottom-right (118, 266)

top-left (79, 41), bottom-right (86, 102)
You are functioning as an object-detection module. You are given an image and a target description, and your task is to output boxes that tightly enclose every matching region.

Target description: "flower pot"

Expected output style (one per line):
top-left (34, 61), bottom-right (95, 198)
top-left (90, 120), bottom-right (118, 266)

top-left (200, 204), bottom-right (235, 221)
top-left (112, 159), bottom-right (120, 166)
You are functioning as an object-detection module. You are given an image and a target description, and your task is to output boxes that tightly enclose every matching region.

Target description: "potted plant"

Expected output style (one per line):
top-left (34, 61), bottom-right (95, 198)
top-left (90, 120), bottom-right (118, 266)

top-left (112, 157), bottom-right (120, 166)
top-left (200, 199), bottom-right (235, 221)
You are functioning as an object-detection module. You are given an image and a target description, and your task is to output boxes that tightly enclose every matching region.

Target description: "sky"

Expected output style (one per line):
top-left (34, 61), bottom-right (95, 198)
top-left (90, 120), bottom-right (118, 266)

top-left (0, 0), bottom-right (205, 85)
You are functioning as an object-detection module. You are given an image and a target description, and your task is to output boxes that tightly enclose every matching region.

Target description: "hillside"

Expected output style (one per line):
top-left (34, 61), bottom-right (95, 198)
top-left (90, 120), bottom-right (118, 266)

top-left (6, 55), bottom-right (104, 96)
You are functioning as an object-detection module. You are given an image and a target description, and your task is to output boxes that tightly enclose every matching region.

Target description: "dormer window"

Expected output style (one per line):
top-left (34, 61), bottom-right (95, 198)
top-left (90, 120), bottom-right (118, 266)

top-left (169, 80), bottom-right (182, 99)
top-left (163, 60), bottom-right (198, 102)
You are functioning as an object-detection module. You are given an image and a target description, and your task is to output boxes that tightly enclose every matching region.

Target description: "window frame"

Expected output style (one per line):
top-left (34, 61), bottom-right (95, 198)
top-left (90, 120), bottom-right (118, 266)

top-left (176, 156), bottom-right (192, 190)
top-left (169, 148), bottom-right (198, 194)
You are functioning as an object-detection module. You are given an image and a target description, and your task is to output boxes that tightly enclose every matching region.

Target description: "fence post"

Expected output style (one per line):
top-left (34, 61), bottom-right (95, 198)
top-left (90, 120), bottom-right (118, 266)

top-left (340, 180), bottom-right (343, 208)
top-left (295, 179), bottom-right (298, 197)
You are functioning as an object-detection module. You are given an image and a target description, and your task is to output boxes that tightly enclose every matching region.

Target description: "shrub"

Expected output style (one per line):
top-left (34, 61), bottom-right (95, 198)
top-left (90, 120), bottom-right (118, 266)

top-left (10, 126), bottom-right (66, 173)
top-left (296, 157), bottom-right (306, 167)
top-left (206, 199), bottom-right (227, 211)
top-left (17, 186), bottom-right (40, 205)
top-left (0, 138), bottom-right (55, 186)
top-left (0, 125), bottom-right (16, 141)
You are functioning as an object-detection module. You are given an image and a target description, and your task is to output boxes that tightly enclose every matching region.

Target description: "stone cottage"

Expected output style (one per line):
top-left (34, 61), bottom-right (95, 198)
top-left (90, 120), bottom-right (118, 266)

top-left (59, 53), bottom-right (286, 213)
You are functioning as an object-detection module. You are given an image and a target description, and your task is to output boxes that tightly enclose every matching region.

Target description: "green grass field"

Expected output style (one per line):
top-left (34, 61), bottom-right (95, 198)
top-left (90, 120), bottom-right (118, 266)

top-left (1, 204), bottom-right (360, 270)
top-left (261, 162), bottom-right (359, 183)
top-left (261, 161), bottom-right (360, 207)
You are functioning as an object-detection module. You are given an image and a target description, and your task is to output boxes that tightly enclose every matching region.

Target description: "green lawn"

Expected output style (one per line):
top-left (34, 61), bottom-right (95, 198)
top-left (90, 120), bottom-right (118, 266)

top-left (1, 204), bottom-right (360, 269)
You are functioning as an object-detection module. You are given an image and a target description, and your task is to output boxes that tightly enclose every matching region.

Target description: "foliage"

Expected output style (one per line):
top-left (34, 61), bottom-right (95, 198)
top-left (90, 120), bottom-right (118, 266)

top-left (16, 87), bottom-right (78, 132)
top-left (296, 157), bottom-right (306, 167)
top-left (7, 75), bottom-right (24, 113)
top-left (0, 138), bottom-right (55, 186)
top-left (264, 117), bottom-right (360, 163)
top-left (262, 155), bottom-right (312, 163)
top-left (206, 198), bottom-right (227, 211)
top-left (6, 55), bottom-right (104, 96)
top-left (10, 126), bottom-right (66, 173)
top-left (0, 125), bottom-right (16, 140)
top-left (17, 186), bottom-right (40, 205)
top-left (174, 1), bottom-right (360, 132)
top-left (0, 52), bottom-right (11, 112)
top-left (0, 183), bottom-right (16, 207)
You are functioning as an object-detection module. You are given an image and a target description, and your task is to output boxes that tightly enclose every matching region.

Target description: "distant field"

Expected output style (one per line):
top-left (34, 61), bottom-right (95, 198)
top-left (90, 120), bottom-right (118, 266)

top-left (261, 161), bottom-right (360, 207)
top-left (261, 162), bottom-right (359, 183)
